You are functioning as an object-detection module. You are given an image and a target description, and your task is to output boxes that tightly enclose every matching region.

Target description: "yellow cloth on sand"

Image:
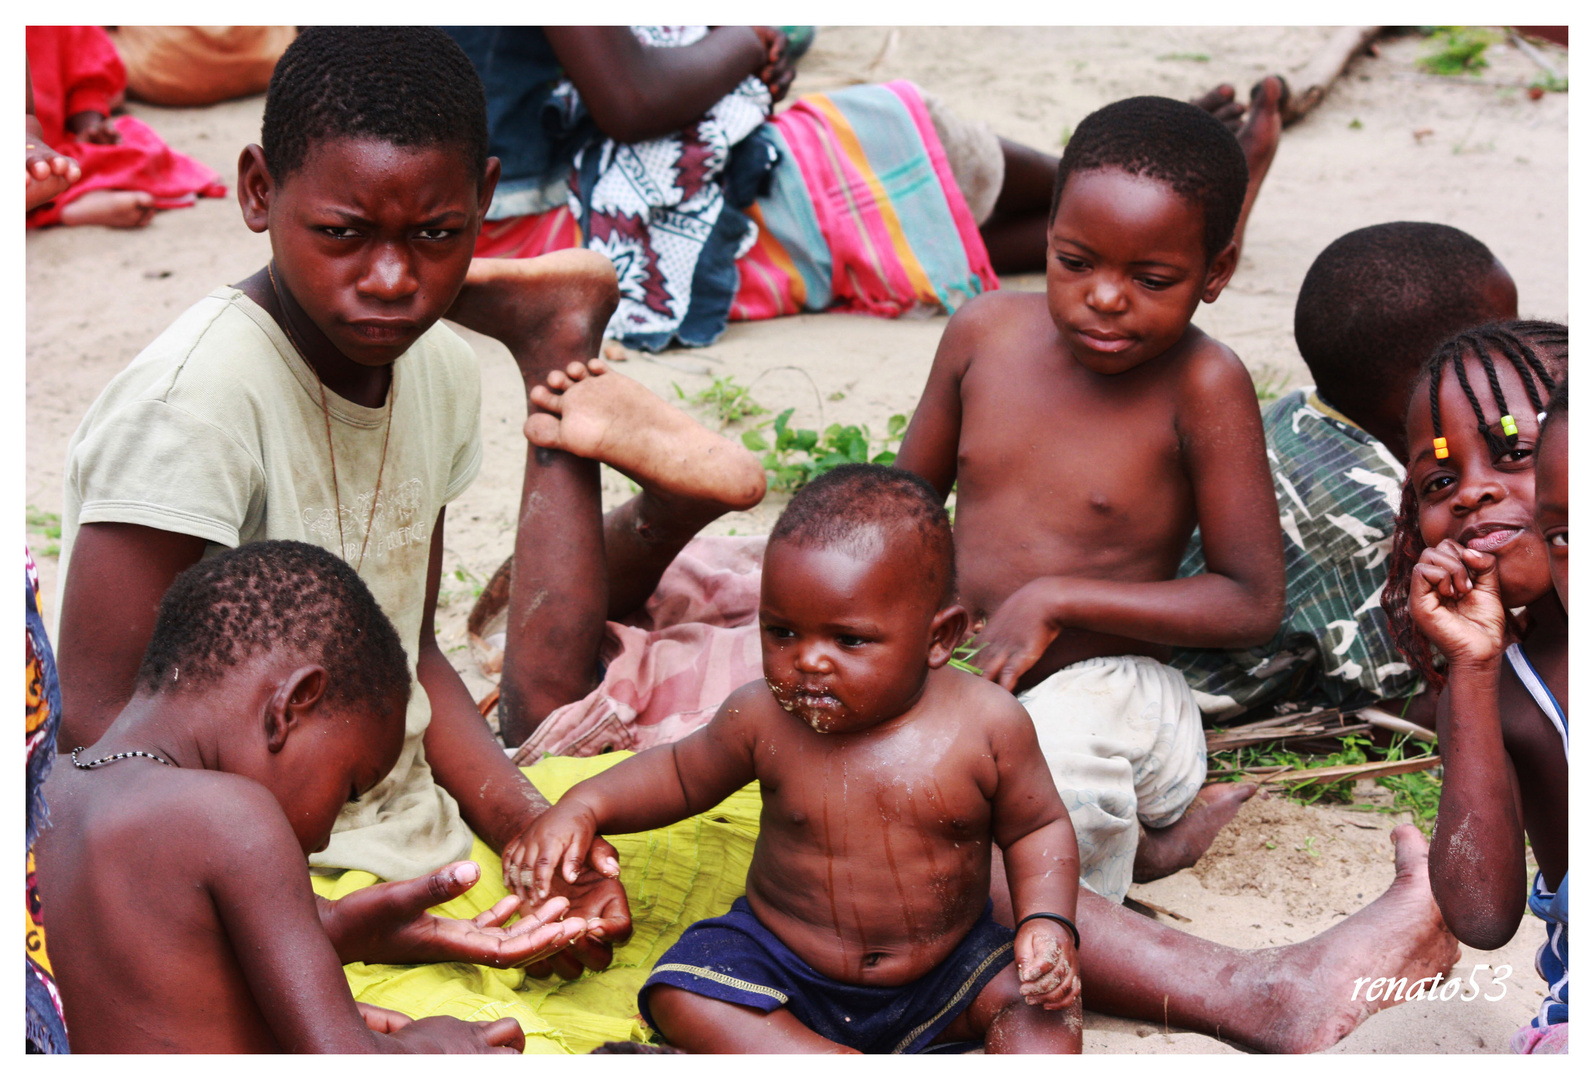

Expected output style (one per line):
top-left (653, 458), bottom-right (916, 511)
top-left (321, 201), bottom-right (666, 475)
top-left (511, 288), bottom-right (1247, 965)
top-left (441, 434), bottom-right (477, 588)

top-left (310, 753), bottom-right (760, 1054)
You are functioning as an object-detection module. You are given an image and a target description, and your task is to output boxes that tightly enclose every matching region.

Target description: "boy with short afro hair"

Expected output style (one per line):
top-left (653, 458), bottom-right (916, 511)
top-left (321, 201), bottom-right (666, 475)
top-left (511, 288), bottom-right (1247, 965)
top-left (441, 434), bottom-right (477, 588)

top-left (34, 540), bottom-right (592, 1053)
top-left (513, 465), bottom-right (1084, 1054)
top-left (53, 25), bottom-right (770, 1049)
top-left (1172, 222), bottom-right (1520, 722)
top-left (897, 94), bottom-right (1283, 902)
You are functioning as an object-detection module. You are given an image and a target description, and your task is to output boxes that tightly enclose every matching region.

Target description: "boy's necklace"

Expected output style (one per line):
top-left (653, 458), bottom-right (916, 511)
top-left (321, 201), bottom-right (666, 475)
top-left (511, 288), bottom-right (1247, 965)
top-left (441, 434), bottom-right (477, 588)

top-left (266, 261), bottom-right (394, 573)
top-left (71, 746), bottom-right (177, 769)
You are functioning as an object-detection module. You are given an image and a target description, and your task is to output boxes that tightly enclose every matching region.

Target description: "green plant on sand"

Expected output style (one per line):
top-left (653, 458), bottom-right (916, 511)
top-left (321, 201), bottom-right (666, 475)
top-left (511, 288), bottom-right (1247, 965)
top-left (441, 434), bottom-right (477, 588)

top-left (1416, 27), bottom-right (1500, 76)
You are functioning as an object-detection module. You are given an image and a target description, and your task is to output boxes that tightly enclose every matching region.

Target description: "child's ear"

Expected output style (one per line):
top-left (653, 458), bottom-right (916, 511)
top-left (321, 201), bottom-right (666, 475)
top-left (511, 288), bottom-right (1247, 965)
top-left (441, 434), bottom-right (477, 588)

top-left (476, 156), bottom-right (502, 221)
top-left (927, 604), bottom-right (971, 669)
top-left (1199, 239), bottom-right (1240, 304)
top-left (264, 664), bottom-right (329, 753)
top-left (237, 144), bottom-right (273, 235)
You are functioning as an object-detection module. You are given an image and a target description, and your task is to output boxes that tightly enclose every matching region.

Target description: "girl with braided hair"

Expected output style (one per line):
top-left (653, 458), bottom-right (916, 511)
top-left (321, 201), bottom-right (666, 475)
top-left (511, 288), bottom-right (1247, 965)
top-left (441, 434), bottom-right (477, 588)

top-left (1382, 321), bottom-right (1568, 1052)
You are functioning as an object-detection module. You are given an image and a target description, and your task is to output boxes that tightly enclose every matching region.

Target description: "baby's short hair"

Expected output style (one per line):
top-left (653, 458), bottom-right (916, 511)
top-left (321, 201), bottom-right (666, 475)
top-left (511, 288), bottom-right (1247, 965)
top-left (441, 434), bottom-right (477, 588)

top-left (262, 26), bottom-right (488, 182)
top-left (1051, 96), bottom-right (1248, 262)
top-left (137, 541), bottom-right (410, 719)
top-left (1295, 223), bottom-right (1511, 425)
top-left (769, 465), bottom-right (956, 607)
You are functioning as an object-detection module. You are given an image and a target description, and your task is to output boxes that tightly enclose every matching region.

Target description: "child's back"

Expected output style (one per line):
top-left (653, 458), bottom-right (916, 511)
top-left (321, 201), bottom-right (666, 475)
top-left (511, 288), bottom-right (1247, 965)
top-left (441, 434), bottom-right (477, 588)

top-left (40, 764), bottom-right (327, 1051)
top-left (895, 97), bottom-right (1282, 903)
top-left (36, 542), bottom-right (530, 1054)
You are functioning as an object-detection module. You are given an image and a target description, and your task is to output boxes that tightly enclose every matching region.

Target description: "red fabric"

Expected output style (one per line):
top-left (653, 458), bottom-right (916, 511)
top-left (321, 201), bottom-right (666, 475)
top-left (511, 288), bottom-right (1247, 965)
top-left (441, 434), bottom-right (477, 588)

top-left (26, 25), bottom-right (225, 228)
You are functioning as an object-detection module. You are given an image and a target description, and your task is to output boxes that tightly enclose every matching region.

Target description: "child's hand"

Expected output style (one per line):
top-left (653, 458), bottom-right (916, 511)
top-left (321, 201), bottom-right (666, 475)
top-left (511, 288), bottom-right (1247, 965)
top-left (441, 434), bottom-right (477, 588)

top-left (66, 110), bottom-right (121, 145)
top-left (385, 1014), bottom-right (526, 1054)
top-left (501, 802), bottom-right (618, 903)
top-left (1014, 918), bottom-right (1081, 1010)
top-left (320, 860), bottom-right (594, 969)
top-left (1409, 539), bottom-right (1509, 669)
top-left (357, 1003), bottom-right (413, 1033)
top-left (973, 581), bottom-right (1063, 691)
top-left (751, 26), bottom-right (795, 102)
top-left (25, 137), bottom-right (79, 211)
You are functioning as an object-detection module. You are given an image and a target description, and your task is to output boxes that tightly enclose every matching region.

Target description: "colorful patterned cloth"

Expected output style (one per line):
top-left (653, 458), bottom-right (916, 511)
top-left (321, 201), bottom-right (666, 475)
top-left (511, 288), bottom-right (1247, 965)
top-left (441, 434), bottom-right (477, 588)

top-left (446, 28), bottom-right (996, 346)
top-left (1170, 389), bottom-right (1423, 720)
top-left (25, 552), bottom-right (69, 1054)
top-left (558, 26), bottom-right (777, 350)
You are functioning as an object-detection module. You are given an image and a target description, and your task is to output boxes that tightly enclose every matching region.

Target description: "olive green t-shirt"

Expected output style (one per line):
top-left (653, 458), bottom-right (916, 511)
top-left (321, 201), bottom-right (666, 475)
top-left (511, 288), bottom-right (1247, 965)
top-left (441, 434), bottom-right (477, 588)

top-left (61, 287), bottom-right (482, 881)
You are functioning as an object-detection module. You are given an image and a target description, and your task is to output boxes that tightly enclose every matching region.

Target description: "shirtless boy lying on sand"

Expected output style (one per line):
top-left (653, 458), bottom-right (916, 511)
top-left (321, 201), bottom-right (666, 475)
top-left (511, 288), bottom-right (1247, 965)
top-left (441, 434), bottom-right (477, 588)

top-left (34, 541), bottom-right (596, 1053)
top-left (896, 94), bottom-right (1284, 903)
top-left (514, 466), bottom-right (1083, 1054)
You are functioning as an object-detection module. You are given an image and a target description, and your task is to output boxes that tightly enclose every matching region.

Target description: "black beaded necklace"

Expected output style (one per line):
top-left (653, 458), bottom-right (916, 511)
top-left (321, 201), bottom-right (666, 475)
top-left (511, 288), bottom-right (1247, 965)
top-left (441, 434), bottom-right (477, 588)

top-left (70, 746), bottom-right (178, 769)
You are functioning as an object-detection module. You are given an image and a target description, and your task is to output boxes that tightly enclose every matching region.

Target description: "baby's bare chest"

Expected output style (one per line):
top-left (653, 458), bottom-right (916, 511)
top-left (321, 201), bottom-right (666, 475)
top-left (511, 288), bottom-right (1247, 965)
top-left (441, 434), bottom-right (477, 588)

top-left (758, 739), bottom-right (994, 849)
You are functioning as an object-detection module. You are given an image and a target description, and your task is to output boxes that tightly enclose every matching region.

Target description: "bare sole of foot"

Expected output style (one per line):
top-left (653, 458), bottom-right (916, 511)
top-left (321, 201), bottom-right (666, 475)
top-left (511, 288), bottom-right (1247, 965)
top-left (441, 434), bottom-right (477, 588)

top-left (527, 359), bottom-right (767, 511)
top-left (445, 251), bottom-right (618, 378)
top-left (58, 189), bottom-right (155, 228)
top-left (1237, 76), bottom-right (1287, 183)
top-left (1133, 781), bottom-right (1258, 882)
top-left (1244, 825), bottom-right (1461, 1053)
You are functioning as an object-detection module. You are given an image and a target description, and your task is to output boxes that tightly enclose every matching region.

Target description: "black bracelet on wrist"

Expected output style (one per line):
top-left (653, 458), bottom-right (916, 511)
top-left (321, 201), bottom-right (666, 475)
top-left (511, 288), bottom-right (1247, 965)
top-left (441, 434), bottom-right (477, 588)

top-left (1014, 911), bottom-right (1081, 950)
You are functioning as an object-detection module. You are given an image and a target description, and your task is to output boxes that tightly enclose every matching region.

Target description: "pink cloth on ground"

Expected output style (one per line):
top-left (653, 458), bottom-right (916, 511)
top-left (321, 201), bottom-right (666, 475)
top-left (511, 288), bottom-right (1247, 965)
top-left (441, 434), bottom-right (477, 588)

top-left (510, 535), bottom-right (767, 763)
top-left (1510, 1021), bottom-right (1569, 1054)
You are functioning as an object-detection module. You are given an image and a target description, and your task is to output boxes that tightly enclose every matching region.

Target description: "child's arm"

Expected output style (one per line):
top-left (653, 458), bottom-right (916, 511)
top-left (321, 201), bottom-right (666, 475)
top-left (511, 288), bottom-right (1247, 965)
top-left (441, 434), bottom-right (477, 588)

top-left (413, 512), bottom-right (632, 974)
top-left (56, 523), bottom-right (211, 746)
top-left (505, 681), bottom-right (765, 902)
top-left (894, 300), bottom-right (981, 498)
top-left (988, 697), bottom-right (1082, 1010)
top-left (1410, 540), bottom-right (1528, 949)
top-left (975, 348), bottom-right (1285, 690)
top-left (202, 778), bottom-right (523, 1053)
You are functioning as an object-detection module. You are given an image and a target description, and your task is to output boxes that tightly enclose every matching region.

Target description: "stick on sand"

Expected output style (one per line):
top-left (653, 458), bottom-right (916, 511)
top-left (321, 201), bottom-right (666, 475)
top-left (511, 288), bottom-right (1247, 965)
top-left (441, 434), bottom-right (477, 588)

top-left (1282, 26), bottom-right (1383, 126)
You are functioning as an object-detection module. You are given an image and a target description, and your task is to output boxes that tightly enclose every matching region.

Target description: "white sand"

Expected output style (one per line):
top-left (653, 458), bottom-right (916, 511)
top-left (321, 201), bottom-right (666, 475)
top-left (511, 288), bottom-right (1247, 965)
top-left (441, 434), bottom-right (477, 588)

top-left (25, 26), bottom-right (1565, 1054)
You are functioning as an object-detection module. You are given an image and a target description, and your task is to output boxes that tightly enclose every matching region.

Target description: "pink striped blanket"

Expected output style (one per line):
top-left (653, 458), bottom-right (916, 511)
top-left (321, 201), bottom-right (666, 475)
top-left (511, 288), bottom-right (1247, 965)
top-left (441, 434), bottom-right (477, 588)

top-left (474, 80), bottom-right (997, 331)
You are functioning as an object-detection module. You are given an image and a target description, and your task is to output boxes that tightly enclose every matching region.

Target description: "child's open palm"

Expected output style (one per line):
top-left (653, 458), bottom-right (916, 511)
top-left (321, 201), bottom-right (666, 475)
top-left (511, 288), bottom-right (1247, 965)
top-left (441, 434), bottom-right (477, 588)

top-left (1410, 539), bottom-right (1509, 668)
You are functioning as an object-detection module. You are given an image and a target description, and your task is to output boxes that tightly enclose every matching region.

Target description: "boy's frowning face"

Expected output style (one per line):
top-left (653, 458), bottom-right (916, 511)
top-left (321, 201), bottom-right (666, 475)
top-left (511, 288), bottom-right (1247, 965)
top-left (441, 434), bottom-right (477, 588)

top-left (1045, 167), bottom-right (1232, 375)
top-left (758, 533), bottom-right (944, 736)
top-left (1405, 355), bottom-right (1553, 608)
top-left (264, 136), bottom-right (488, 368)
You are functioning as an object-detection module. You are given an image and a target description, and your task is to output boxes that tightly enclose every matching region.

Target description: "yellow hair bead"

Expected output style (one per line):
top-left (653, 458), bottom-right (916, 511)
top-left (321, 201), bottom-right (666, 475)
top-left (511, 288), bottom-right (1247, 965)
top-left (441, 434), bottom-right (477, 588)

top-left (1500, 414), bottom-right (1518, 437)
top-left (1433, 436), bottom-right (1449, 459)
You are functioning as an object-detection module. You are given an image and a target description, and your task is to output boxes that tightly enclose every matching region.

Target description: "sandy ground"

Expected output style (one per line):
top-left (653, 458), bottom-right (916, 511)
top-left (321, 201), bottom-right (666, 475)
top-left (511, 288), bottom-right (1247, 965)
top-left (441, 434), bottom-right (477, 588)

top-left (24, 27), bottom-right (1566, 1053)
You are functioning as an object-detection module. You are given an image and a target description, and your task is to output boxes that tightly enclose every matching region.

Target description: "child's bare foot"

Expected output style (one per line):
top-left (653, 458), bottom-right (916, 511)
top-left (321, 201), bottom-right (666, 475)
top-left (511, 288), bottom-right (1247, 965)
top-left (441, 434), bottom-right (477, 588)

top-left (445, 252), bottom-right (619, 382)
top-left (57, 189), bottom-right (155, 228)
top-left (527, 359), bottom-right (767, 511)
top-left (1236, 76), bottom-right (1287, 190)
top-left (1190, 84), bottom-right (1246, 133)
top-left (1132, 781), bottom-right (1257, 882)
top-left (1240, 825), bottom-right (1460, 1053)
